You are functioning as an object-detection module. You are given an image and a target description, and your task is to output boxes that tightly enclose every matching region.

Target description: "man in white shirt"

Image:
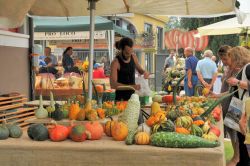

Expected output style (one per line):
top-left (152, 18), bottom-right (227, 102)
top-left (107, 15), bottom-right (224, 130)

top-left (196, 50), bottom-right (217, 90)
top-left (164, 49), bottom-right (176, 70)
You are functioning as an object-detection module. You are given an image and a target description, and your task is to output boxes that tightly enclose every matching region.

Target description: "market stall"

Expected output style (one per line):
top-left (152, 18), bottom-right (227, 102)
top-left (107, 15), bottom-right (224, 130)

top-left (0, 130), bottom-right (224, 166)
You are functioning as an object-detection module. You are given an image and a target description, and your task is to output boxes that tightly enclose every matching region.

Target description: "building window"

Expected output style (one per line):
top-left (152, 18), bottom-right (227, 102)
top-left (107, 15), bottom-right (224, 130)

top-left (157, 27), bottom-right (163, 50)
top-left (145, 52), bottom-right (153, 73)
top-left (144, 23), bottom-right (153, 33)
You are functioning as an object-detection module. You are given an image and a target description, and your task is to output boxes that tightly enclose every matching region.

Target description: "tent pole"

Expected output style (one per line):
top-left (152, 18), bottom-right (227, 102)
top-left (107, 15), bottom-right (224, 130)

top-left (87, 0), bottom-right (96, 100)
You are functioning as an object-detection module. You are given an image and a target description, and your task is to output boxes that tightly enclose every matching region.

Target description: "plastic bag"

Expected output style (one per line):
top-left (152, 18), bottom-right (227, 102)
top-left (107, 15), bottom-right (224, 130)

top-left (135, 76), bottom-right (151, 96)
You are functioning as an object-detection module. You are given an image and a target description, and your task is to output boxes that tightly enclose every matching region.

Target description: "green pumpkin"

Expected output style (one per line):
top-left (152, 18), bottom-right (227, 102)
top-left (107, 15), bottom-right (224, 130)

top-left (0, 121), bottom-right (9, 140)
top-left (167, 109), bottom-right (181, 121)
top-left (159, 119), bottom-right (175, 132)
top-left (190, 124), bottom-right (203, 137)
top-left (51, 104), bottom-right (64, 121)
top-left (7, 124), bottom-right (23, 138)
top-left (27, 124), bottom-right (48, 141)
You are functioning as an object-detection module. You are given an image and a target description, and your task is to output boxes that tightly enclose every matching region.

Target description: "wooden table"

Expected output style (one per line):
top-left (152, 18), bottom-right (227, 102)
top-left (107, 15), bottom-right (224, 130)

top-left (35, 88), bottom-right (83, 97)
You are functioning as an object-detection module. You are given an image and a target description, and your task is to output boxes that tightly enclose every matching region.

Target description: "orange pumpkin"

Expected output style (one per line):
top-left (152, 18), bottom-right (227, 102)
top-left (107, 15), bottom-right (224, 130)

top-left (69, 102), bottom-right (80, 120)
top-left (97, 108), bottom-right (105, 119)
top-left (162, 95), bottom-right (181, 103)
top-left (104, 117), bottom-right (115, 137)
top-left (193, 120), bottom-right (205, 126)
top-left (135, 132), bottom-right (150, 145)
top-left (146, 116), bottom-right (157, 127)
top-left (95, 85), bottom-right (104, 93)
top-left (175, 127), bottom-right (190, 135)
top-left (86, 109), bottom-right (99, 121)
top-left (76, 108), bottom-right (86, 121)
top-left (111, 121), bottom-right (128, 141)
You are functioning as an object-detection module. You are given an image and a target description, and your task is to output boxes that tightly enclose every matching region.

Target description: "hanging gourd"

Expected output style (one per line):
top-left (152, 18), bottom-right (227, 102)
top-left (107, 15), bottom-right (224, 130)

top-left (35, 95), bottom-right (48, 119)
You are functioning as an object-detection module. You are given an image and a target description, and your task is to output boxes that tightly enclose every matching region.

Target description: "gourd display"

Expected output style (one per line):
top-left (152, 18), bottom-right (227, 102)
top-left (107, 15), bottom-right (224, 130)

top-left (85, 121), bottom-right (103, 140)
top-left (135, 132), bottom-right (150, 145)
top-left (151, 132), bottom-right (220, 148)
top-left (7, 123), bottom-right (23, 138)
top-left (119, 94), bottom-right (140, 145)
top-left (0, 120), bottom-right (9, 140)
top-left (27, 124), bottom-right (49, 141)
top-left (190, 124), bottom-right (203, 137)
top-left (35, 95), bottom-right (48, 119)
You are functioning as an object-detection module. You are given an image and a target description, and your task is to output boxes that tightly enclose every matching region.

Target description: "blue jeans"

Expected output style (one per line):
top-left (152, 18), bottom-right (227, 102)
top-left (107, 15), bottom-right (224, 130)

top-left (184, 75), bottom-right (198, 96)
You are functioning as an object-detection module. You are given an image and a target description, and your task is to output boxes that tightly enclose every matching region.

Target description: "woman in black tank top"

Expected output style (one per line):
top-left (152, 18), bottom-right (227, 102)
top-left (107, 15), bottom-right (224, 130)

top-left (110, 37), bottom-right (150, 101)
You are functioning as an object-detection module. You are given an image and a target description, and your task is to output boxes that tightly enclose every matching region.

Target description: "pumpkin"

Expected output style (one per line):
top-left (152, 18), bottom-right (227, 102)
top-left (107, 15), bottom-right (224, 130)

top-left (97, 108), bottom-right (105, 119)
top-left (193, 120), bottom-right (205, 126)
top-left (175, 127), bottom-right (190, 135)
top-left (0, 120), bottom-right (9, 140)
top-left (51, 104), bottom-right (64, 121)
top-left (104, 117), bottom-right (115, 137)
top-left (146, 115), bottom-right (157, 127)
top-left (69, 125), bottom-right (88, 142)
top-left (7, 123), bottom-right (23, 138)
top-left (48, 122), bottom-right (69, 142)
top-left (137, 123), bottom-right (151, 135)
top-left (157, 119), bottom-right (175, 132)
top-left (76, 108), bottom-right (86, 121)
top-left (135, 132), bottom-right (150, 145)
top-left (84, 100), bottom-right (92, 111)
top-left (62, 108), bottom-right (69, 119)
top-left (85, 121), bottom-right (104, 140)
top-left (190, 124), bottom-right (203, 137)
top-left (95, 84), bottom-right (104, 93)
top-left (69, 102), bottom-right (80, 120)
top-left (86, 109), bottom-right (99, 121)
top-left (175, 116), bottom-right (193, 129)
top-left (154, 111), bottom-right (166, 122)
top-left (167, 109), bottom-right (181, 121)
top-left (35, 95), bottom-right (48, 119)
top-left (111, 121), bottom-right (128, 141)
top-left (27, 124), bottom-right (49, 141)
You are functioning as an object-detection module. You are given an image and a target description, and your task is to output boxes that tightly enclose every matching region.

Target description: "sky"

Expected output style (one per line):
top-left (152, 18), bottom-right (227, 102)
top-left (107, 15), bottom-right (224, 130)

top-left (239, 0), bottom-right (250, 13)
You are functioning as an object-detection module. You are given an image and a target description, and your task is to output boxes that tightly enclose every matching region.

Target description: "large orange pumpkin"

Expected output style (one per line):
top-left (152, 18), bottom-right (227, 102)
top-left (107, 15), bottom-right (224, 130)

top-left (48, 123), bottom-right (69, 142)
top-left (69, 102), bottom-right (80, 120)
top-left (162, 95), bottom-right (180, 103)
top-left (111, 121), bottom-right (128, 141)
top-left (85, 121), bottom-right (104, 140)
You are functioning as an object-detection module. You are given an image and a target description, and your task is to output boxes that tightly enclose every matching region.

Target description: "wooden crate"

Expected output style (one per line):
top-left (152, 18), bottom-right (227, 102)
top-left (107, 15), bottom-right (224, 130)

top-left (0, 93), bottom-right (37, 129)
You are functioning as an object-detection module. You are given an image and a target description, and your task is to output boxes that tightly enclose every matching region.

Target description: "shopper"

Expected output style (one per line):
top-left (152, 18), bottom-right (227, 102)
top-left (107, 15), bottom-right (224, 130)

top-left (184, 47), bottom-right (198, 96)
top-left (110, 37), bottom-right (149, 101)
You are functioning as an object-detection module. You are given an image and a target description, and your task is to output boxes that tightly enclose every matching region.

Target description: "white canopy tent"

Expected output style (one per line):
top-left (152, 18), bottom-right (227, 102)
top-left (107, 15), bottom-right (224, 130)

top-left (198, 13), bottom-right (250, 36)
top-left (0, 0), bottom-right (236, 100)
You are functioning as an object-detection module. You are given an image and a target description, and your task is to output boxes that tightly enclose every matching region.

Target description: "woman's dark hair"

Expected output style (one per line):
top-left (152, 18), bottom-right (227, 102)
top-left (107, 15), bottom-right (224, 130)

top-left (115, 41), bottom-right (120, 50)
top-left (119, 37), bottom-right (133, 50)
top-left (63, 47), bottom-right (73, 55)
top-left (217, 45), bottom-right (231, 57)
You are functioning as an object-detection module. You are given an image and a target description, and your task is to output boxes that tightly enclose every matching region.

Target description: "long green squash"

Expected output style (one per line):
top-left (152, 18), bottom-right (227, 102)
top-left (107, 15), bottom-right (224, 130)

top-left (151, 132), bottom-right (219, 148)
top-left (200, 89), bottom-right (238, 119)
top-left (173, 74), bottom-right (185, 104)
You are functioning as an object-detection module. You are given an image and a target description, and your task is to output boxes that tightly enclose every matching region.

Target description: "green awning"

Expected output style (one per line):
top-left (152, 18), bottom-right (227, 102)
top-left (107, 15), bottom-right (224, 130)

top-left (33, 16), bottom-right (132, 38)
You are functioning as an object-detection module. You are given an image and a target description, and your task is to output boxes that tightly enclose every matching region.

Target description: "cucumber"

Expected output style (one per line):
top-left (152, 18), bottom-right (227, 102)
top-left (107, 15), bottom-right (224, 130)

top-left (151, 132), bottom-right (220, 148)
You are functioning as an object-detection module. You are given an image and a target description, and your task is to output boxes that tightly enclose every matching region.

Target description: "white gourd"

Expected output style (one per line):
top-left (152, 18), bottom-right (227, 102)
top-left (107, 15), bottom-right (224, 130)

top-left (35, 95), bottom-right (48, 119)
top-left (119, 94), bottom-right (140, 145)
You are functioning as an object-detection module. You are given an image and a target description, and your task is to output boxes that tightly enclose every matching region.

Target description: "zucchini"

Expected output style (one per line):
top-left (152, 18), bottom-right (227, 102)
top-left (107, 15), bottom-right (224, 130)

top-left (173, 74), bottom-right (185, 104)
top-left (200, 89), bottom-right (238, 119)
top-left (151, 132), bottom-right (220, 148)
